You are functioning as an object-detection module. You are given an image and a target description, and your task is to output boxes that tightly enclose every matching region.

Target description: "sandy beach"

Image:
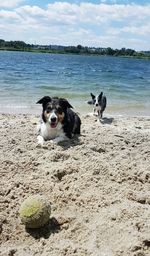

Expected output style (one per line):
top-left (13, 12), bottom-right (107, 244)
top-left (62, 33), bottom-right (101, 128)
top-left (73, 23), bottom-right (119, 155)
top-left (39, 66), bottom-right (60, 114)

top-left (0, 113), bottom-right (150, 256)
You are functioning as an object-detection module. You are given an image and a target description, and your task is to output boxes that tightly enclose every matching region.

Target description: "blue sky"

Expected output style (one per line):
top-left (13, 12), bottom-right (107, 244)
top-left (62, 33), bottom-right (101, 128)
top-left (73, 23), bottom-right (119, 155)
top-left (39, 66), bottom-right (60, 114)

top-left (0, 0), bottom-right (150, 50)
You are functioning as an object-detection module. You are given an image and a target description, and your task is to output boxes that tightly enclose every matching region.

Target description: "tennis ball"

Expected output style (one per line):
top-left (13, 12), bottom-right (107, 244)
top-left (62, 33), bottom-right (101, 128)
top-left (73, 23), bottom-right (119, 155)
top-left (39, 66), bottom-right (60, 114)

top-left (19, 195), bottom-right (51, 228)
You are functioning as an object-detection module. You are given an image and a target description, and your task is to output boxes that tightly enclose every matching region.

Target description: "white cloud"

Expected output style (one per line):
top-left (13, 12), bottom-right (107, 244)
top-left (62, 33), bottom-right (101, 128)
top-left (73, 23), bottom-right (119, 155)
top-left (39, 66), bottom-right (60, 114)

top-left (121, 24), bottom-right (150, 35)
top-left (16, 5), bottom-right (45, 16)
top-left (0, 2), bottom-right (150, 50)
top-left (0, 0), bottom-right (24, 7)
top-left (0, 9), bottom-right (21, 20)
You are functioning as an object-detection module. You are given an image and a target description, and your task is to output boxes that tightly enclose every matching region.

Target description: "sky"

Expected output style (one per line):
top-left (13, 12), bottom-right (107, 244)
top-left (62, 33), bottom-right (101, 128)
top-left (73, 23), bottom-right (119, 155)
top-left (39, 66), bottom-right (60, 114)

top-left (0, 0), bottom-right (150, 51)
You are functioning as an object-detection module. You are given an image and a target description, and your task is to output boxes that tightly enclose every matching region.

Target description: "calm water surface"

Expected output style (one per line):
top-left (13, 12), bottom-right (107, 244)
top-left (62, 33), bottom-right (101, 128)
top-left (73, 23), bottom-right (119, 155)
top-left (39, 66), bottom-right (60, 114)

top-left (0, 51), bottom-right (150, 116)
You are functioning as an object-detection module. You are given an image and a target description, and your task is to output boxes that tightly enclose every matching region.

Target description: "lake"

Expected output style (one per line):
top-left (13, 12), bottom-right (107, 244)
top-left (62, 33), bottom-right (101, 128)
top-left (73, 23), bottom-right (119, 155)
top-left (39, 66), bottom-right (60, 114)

top-left (0, 51), bottom-right (150, 116)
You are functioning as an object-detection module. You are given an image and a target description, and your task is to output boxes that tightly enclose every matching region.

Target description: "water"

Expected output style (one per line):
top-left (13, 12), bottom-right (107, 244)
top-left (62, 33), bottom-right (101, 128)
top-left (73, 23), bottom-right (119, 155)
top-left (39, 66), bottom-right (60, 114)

top-left (0, 51), bottom-right (150, 116)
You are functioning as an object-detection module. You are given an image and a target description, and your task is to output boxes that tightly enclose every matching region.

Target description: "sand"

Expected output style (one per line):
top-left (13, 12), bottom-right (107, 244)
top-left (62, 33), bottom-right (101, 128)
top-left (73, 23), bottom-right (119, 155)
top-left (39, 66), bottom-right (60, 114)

top-left (0, 113), bottom-right (150, 256)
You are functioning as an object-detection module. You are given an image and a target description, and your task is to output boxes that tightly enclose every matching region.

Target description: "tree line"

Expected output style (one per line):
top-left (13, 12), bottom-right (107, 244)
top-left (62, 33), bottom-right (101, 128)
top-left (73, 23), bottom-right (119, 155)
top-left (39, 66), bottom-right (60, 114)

top-left (0, 39), bottom-right (149, 58)
top-left (0, 39), bottom-right (32, 50)
top-left (64, 45), bottom-right (136, 56)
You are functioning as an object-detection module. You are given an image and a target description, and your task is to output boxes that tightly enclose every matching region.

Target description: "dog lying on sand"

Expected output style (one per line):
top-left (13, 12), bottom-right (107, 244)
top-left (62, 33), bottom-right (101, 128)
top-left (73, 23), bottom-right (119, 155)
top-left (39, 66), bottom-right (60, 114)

top-left (36, 96), bottom-right (81, 146)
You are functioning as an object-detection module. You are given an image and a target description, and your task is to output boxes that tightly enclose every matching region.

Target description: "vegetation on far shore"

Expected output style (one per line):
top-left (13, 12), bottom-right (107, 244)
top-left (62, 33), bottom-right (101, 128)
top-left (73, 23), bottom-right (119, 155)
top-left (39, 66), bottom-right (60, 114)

top-left (0, 39), bottom-right (150, 59)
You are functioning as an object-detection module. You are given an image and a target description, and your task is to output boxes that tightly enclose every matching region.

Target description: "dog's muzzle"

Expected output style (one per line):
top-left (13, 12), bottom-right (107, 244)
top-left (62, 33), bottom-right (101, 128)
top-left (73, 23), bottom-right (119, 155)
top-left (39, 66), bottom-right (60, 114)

top-left (49, 114), bottom-right (58, 128)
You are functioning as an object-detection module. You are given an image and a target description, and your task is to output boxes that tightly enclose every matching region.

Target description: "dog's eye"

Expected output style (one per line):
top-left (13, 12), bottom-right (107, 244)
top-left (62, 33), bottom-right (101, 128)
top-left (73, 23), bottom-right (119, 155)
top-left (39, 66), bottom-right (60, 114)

top-left (57, 107), bottom-right (63, 114)
top-left (46, 109), bottom-right (51, 114)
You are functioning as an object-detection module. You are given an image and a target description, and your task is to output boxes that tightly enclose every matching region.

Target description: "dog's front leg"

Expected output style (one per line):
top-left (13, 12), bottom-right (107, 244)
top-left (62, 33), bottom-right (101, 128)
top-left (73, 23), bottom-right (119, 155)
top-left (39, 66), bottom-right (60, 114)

top-left (99, 110), bottom-right (103, 119)
top-left (93, 107), bottom-right (96, 116)
top-left (37, 135), bottom-right (44, 146)
top-left (51, 135), bottom-right (68, 144)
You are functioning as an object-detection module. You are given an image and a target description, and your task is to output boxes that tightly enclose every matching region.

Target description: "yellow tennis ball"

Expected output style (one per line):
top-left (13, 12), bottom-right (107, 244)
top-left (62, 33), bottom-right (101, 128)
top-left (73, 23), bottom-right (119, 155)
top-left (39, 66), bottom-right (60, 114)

top-left (19, 195), bottom-right (51, 228)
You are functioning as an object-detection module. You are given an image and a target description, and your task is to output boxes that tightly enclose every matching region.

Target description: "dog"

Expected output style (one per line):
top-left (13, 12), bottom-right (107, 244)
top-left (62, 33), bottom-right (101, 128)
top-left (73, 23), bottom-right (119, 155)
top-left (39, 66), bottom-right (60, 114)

top-left (87, 92), bottom-right (107, 118)
top-left (36, 96), bottom-right (81, 146)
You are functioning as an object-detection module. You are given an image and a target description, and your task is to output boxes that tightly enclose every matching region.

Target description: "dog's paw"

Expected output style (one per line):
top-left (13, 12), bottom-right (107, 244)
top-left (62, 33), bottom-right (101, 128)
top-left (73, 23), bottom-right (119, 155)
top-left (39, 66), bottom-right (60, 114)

top-left (50, 136), bottom-right (67, 144)
top-left (50, 138), bottom-right (60, 144)
top-left (50, 139), bottom-right (55, 144)
top-left (37, 135), bottom-right (44, 147)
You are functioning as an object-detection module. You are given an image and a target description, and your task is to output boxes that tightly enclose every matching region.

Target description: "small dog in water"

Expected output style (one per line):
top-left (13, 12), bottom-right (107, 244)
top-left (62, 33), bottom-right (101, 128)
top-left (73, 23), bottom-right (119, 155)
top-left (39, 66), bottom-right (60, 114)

top-left (87, 92), bottom-right (107, 118)
top-left (36, 96), bottom-right (81, 146)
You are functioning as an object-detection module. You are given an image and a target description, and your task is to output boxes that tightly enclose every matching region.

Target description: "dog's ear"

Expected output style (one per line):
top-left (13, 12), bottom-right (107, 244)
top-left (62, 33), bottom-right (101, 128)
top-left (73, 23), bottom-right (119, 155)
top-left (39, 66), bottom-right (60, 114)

top-left (90, 93), bottom-right (95, 99)
top-left (36, 96), bottom-right (51, 105)
top-left (87, 100), bottom-right (93, 105)
top-left (59, 98), bottom-right (73, 109)
top-left (98, 92), bottom-right (103, 101)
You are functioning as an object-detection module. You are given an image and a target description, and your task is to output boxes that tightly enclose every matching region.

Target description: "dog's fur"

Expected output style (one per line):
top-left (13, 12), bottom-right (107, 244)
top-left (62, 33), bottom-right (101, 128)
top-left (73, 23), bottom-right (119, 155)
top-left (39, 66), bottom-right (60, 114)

top-left (36, 96), bottom-right (81, 145)
top-left (87, 92), bottom-right (107, 118)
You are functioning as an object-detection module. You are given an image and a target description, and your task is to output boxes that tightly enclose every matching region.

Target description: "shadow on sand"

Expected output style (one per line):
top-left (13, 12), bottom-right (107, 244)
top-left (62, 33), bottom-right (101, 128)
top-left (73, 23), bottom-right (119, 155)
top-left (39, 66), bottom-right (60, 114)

top-left (100, 117), bottom-right (114, 125)
top-left (26, 217), bottom-right (61, 239)
top-left (58, 134), bottom-right (83, 150)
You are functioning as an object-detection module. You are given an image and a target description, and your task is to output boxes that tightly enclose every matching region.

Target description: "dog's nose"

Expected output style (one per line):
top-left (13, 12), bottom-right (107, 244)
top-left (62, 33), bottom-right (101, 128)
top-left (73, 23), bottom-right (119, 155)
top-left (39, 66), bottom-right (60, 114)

top-left (51, 117), bottom-right (57, 123)
top-left (95, 103), bottom-right (98, 107)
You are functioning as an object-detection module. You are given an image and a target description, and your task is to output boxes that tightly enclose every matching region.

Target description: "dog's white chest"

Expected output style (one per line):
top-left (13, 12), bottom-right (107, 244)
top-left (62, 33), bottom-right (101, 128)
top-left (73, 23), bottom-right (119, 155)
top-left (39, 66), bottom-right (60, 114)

top-left (39, 122), bottom-right (64, 140)
top-left (94, 105), bottom-right (101, 112)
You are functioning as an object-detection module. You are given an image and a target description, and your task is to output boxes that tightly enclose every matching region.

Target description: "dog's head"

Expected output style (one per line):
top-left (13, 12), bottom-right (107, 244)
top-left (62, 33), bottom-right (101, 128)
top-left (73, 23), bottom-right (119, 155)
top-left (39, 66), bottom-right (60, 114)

top-left (87, 92), bottom-right (103, 106)
top-left (37, 96), bottom-right (73, 128)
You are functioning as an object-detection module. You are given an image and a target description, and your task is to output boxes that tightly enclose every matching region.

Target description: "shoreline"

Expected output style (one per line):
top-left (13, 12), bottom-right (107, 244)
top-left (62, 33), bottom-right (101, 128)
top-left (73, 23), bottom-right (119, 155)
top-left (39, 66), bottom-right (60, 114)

top-left (1, 48), bottom-right (150, 59)
top-left (0, 111), bottom-right (150, 118)
top-left (0, 99), bottom-right (150, 118)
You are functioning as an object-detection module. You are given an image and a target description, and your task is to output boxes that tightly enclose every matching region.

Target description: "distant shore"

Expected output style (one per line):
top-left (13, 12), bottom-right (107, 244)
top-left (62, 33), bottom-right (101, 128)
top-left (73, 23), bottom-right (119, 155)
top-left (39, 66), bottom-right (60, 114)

top-left (0, 47), bottom-right (150, 59)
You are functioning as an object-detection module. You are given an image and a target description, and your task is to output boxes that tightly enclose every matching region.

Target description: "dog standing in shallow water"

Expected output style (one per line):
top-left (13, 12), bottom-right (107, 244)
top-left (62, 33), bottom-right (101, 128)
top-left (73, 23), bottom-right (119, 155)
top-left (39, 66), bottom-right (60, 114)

top-left (36, 96), bottom-right (81, 146)
top-left (87, 92), bottom-right (107, 118)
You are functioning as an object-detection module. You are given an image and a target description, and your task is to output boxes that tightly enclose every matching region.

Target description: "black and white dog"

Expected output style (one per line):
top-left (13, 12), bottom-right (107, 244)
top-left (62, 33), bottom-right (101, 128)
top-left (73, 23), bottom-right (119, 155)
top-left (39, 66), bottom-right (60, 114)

top-left (87, 92), bottom-right (107, 118)
top-left (36, 96), bottom-right (81, 146)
